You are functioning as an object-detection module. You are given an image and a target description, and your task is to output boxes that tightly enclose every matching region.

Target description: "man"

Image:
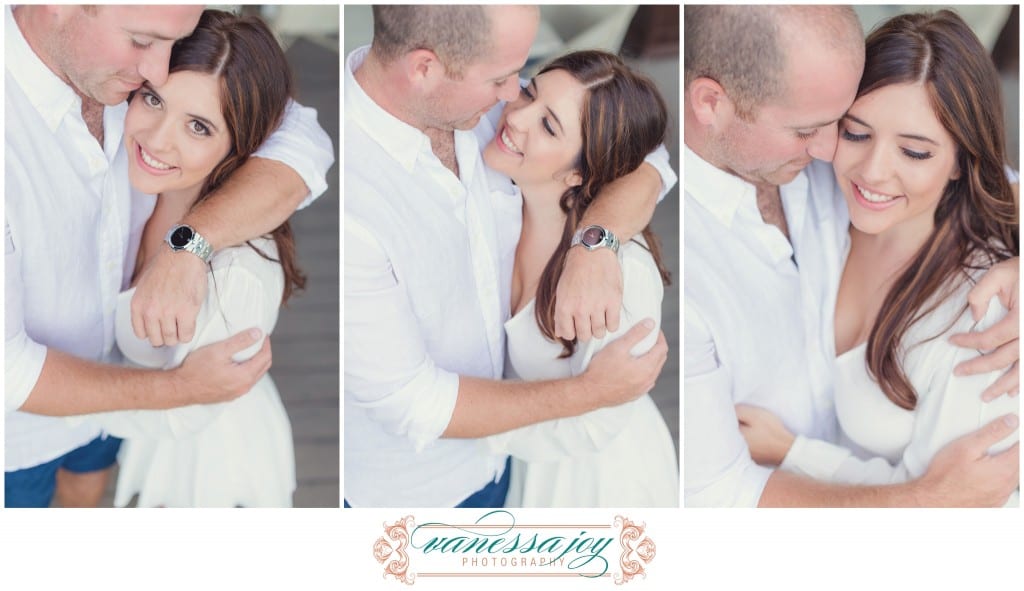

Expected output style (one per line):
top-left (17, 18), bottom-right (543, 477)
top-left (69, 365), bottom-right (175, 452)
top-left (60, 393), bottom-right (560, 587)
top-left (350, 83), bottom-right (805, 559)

top-left (683, 5), bottom-right (1019, 507)
top-left (4, 5), bottom-right (334, 507)
top-left (345, 5), bottom-right (672, 507)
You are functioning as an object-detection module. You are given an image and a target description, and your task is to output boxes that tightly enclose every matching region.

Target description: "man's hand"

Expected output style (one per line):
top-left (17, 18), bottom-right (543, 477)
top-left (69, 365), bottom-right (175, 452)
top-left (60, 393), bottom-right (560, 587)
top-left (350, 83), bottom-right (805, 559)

top-left (578, 319), bottom-right (667, 408)
top-left (736, 404), bottom-right (795, 466)
top-left (913, 414), bottom-right (1019, 507)
top-left (949, 257), bottom-right (1020, 400)
top-left (555, 247), bottom-right (623, 342)
top-left (172, 328), bottom-right (272, 405)
top-left (131, 246), bottom-right (208, 347)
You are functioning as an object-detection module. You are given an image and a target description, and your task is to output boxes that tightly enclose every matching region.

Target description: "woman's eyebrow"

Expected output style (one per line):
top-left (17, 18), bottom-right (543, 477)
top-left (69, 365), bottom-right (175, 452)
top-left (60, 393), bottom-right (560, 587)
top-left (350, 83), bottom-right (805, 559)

top-left (531, 78), bottom-right (564, 133)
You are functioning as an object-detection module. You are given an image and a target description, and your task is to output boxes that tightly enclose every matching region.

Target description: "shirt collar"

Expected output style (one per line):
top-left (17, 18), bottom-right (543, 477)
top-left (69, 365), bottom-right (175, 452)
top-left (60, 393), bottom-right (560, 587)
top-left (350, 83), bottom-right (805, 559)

top-left (5, 5), bottom-right (80, 133)
top-left (683, 145), bottom-right (755, 228)
top-left (345, 45), bottom-right (432, 173)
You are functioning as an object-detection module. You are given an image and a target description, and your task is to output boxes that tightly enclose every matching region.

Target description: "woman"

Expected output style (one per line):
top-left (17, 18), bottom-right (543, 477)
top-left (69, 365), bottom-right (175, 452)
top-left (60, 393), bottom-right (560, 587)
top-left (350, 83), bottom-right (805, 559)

top-left (83, 10), bottom-right (300, 507)
top-left (480, 51), bottom-right (678, 507)
top-left (738, 11), bottom-right (1019, 505)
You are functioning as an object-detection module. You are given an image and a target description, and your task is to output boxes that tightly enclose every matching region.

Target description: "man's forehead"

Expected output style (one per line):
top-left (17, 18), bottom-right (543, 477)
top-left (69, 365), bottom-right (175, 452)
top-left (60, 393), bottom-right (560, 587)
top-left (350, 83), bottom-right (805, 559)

top-left (102, 5), bottom-right (203, 40)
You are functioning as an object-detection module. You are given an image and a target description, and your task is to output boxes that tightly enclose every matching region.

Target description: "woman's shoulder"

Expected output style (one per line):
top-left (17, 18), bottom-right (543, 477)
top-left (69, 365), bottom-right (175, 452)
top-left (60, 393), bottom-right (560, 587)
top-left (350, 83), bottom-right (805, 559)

top-left (209, 238), bottom-right (282, 278)
top-left (620, 236), bottom-right (665, 287)
top-left (907, 259), bottom-right (1008, 346)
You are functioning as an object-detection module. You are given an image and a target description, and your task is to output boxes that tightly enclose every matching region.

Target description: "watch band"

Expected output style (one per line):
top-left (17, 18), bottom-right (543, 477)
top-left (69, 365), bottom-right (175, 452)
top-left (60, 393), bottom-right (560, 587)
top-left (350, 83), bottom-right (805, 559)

top-left (571, 225), bottom-right (620, 254)
top-left (165, 224), bottom-right (213, 263)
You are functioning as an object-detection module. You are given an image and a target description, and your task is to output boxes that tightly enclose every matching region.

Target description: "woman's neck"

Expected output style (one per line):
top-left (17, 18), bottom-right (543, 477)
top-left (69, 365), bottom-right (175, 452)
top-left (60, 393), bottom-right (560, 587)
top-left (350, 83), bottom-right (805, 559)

top-left (510, 182), bottom-right (570, 314)
top-left (833, 214), bottom-right (936, 355)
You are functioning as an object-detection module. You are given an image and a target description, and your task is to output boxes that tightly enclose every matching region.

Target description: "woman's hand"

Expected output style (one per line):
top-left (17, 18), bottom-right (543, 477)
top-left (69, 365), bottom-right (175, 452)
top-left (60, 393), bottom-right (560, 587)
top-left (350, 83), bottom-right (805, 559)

top-left (736, 404), bottom-right (796, 466)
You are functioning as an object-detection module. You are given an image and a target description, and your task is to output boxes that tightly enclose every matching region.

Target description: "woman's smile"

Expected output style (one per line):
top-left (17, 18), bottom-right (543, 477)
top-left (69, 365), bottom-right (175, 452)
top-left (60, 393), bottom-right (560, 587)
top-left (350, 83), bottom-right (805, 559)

top-left (134, 141), bottom-right (177, 173)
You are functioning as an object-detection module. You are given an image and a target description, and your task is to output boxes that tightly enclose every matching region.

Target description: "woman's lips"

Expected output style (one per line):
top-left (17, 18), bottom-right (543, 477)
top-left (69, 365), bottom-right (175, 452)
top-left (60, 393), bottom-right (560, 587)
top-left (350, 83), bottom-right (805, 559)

top-left (851, 180), bottom-right (902, 211)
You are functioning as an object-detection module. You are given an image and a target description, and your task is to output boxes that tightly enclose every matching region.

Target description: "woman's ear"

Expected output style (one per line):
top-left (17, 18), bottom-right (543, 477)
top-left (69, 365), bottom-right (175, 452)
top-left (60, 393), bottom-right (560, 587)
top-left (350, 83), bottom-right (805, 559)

top-left (688, 77), bottom-right (735, 127)
top-left (949, 158), bottom-right (961, 181)
top-left (563, 169), bottom-right (583, 188)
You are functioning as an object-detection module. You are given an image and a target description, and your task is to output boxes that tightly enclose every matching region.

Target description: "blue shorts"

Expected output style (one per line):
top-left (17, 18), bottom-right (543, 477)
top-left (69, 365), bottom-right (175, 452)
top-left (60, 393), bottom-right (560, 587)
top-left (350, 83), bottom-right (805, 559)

top-left (4, 435), bottom-right (122, 508)
top-left (343, 457), bottom-right (512, 508)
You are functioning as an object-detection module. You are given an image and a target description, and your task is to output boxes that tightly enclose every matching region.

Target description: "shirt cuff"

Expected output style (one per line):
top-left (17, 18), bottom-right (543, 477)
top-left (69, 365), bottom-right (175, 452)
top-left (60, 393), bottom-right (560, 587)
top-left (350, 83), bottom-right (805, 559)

top-left (780, 434), bottom-right (849, 482)
top-left (643, 144), bottom-right (677, 203)
top-left (349, 358), bottom-right (460, 452)
top-left (4, 339), bottom-right (46, 413)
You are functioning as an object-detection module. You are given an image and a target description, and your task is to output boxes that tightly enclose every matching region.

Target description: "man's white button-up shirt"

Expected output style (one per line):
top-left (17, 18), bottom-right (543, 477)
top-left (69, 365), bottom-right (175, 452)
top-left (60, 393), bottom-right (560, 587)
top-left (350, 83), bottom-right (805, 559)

top-left (683, 146), bottom-right (848, 507)
top-left (4, 5), bottom-right (335, 471)
top-left (344, 46), bottom-right (516, 507)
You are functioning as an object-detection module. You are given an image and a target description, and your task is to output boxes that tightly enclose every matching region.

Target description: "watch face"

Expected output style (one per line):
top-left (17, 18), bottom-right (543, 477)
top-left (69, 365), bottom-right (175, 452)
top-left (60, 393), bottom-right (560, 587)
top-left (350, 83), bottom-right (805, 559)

top-left (582, 226), bottom-right (605, 247)
top-left (170, 226), bottom-right (194, 248)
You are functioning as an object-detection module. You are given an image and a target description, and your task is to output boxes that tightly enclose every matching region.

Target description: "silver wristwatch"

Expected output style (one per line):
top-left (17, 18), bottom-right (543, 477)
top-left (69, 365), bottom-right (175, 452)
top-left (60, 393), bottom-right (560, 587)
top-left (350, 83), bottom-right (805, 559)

top-left (570, 224), bottom-right (619, 253)
top-left (165, 224), bottom-right (213, 263)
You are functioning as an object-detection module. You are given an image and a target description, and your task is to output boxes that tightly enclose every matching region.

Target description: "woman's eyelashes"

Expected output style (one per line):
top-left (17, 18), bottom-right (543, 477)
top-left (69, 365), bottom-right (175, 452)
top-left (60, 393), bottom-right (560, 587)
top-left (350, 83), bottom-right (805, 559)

top-left (840, 127), bottom-right (868, 142)
top-left (139, 90), bottom-right (213, 138)
top-left (840, 126), bottom-right (933, 160)
top-left (141, 91), bottom-right (162, 108)
top-left (520, 84), bottom-right (556, 137)
top-left (188, 120), bottom-right (212, 137)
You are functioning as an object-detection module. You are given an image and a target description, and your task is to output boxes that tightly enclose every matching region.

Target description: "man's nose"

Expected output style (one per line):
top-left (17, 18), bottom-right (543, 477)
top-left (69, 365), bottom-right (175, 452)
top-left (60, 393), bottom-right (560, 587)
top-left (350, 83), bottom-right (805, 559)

top-left (137, 44), bottom-right (172, 87)
top-left (807, 123), bottom-right (839, 162)
top-left (496, 77), bottom-right (522, 103)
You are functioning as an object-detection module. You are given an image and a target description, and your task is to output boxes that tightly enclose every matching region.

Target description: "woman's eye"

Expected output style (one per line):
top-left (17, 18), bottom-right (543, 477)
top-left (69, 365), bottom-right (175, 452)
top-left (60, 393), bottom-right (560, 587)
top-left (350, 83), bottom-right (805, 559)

top-left (522, 85), bottom-right (535, 101)
top-left (188, 120), bottom-right (211, 136)
top-left (902, 148), bottom-right (932, 161)
top-left (142, 92), bottom-right (161, 108)
top-left (542, 118), bottom-right (555, 136)
top-left (840, 128), bottom-right (869, 142)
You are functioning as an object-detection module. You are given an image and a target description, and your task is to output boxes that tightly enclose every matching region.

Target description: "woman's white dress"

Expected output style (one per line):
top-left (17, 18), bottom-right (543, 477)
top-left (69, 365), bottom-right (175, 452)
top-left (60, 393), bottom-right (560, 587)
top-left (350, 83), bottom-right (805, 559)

top-left (81, 238), bottom-right (295, 507)
top-left (781, 270), bottom-right (1019, 506)
top-left (485, 238), bottom-right (679, 507)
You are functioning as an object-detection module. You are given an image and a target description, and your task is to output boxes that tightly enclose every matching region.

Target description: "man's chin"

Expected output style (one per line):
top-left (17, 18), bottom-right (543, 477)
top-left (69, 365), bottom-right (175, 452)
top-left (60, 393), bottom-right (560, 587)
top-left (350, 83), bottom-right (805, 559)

top-left (453, 115), bottom-right (485, 131)
top-left (765, 162), bottom-right (812, 185)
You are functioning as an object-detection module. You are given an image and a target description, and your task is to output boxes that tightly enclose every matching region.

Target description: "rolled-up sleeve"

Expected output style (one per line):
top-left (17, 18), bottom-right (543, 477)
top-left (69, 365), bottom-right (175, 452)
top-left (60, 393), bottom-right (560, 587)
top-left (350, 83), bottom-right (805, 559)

top-left (643, 144), bottom-right (677, 202)
top-left (683, 299), bottom-right (772, 507)
top-left (4, 221), bottom-right (46, 413)
top-left (344, 216), bottom-right (459, 450)
top-left (253, 99), bottom-right (335, 208)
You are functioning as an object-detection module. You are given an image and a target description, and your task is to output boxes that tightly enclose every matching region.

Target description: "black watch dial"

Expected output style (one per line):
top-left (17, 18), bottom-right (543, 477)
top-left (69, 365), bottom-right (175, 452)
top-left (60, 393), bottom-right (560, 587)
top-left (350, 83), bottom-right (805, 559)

top-left (581, 226), bottom-right (605, 247)
top-left (170, 226), bottom-right (194, 248)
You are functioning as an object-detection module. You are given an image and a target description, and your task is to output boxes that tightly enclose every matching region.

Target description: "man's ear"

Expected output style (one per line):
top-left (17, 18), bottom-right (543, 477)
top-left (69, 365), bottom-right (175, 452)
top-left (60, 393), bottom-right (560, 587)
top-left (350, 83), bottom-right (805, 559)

top-left (403, 49), bottom-right (446, 90)
top-left (688, 77), bottom-right (736, 127)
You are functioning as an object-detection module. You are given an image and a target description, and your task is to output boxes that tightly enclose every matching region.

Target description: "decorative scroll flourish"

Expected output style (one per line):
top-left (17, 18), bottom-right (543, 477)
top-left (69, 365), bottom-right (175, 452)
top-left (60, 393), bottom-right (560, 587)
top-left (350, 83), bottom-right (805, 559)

top-left (375, 515), bottom-right (416, 585)
top-left (613, 515), bottom-right (656, 585)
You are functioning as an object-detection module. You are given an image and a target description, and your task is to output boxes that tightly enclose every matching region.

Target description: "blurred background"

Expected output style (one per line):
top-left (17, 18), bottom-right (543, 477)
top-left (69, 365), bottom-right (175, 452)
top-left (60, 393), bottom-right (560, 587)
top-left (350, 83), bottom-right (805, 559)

top-left (99, 4), bottom-right (340, 508)
top-left (344, 4), bottom-right (682, 465)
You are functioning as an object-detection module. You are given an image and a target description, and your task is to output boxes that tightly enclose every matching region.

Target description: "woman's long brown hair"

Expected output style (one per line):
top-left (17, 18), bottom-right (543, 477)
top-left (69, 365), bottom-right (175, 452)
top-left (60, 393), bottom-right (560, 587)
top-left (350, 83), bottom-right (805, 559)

top-left (166, 9), bottom-right (306, 303)
top-left (861, 11), bottom-right (1018, 409)
top-left (532, 51), bottom-right (672, 357)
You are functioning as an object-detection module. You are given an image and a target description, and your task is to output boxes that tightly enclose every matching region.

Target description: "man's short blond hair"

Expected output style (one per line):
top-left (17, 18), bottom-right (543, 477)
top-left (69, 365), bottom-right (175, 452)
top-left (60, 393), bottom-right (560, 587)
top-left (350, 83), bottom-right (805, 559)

top-left (685, 5), bottom-right (862, 118)
top-left (371, 5), bottom-right (491, 79)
